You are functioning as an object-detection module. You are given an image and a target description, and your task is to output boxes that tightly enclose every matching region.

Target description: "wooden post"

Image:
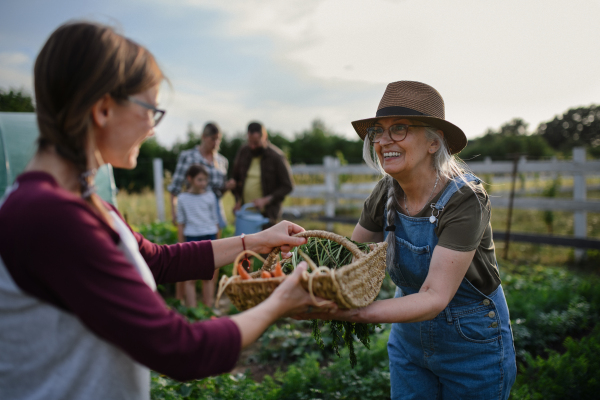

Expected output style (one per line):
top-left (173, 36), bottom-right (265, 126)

top-left (503, 154), bottom-right (521, 259)
top-left (324, 156), bottom-right (339, 231)
top-left (153, 158), bottom-right (165, 222)
top-left (573, 147), bottom-right (587, 262)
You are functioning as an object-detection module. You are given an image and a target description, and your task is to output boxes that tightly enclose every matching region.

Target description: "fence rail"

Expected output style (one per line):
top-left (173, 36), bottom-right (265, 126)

top-left (282, 147), bottom-right (599, 257)
top-left (152, 147), bottom-right (599, 255)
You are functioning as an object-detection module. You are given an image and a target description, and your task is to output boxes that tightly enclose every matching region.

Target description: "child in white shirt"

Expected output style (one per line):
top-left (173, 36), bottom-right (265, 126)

top-left (176, 164), bottom-right (219, 307)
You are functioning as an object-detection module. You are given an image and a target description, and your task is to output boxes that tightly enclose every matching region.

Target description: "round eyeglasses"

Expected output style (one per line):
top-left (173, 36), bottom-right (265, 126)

top-left (128, 96), bottom-right (166, 127)
top-left (367, 124), bottom-right (431, 143)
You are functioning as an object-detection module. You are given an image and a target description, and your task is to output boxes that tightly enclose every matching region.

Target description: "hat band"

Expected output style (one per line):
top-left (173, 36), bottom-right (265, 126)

top-left (375, 106), bottom-right (429, 118)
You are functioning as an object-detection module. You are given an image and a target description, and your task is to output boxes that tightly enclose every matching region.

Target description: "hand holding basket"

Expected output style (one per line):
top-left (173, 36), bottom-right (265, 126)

top-left (217, 230), bottom-right (388, 312)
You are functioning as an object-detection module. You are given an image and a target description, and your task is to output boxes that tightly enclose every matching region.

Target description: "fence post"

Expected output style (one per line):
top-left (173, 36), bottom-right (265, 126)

top-left (503, 154), bottom-right (521, 259)
top-left (573, 147), bottom-right (587, 262)
top-left (153, 158), bottom-right (165, 222)
top-left (324, 156), bottom-right (340, 231)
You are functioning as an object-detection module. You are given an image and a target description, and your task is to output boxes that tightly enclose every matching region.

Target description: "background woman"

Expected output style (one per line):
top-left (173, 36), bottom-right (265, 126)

top-left (304, 81), bottom-right (516, 399)
top-left (168, 122), bottom-right (234, 307)
top-left (0, 21), bottom-right (331, 400)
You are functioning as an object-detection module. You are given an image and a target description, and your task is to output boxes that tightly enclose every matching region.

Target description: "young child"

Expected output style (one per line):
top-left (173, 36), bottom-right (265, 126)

top-left (176, 164), bottom-right (219, 308)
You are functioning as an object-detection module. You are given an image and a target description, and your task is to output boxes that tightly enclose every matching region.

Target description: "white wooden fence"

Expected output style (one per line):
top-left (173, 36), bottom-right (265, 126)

top-left (283, 147), bottom-right (599, 256)
top-left (153, 147), bottom-right (599, 254)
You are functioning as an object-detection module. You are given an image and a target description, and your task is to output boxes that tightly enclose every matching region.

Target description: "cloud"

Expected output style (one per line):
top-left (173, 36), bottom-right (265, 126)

top-left (170, 0), bottom-right (600, 140)
top-left (0, 52), bottom-right (33, 90)
top-left (154, 76), bottom-right (383, 146)
top-left (3, 0), bottom-right (599, 147)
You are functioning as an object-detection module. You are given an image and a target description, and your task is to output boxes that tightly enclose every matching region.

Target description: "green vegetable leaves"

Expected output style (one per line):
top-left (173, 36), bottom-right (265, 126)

top-left (283, 237), bottom-right (377, 368)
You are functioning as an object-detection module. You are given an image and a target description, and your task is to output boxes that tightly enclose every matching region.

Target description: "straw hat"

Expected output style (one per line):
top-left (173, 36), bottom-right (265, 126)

top-left (351, 81), bottom-right (467, 154)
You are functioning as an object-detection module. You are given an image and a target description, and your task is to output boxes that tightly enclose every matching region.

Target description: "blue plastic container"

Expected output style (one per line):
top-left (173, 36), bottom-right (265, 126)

top-left (234, 203), bottom-right (270, 236)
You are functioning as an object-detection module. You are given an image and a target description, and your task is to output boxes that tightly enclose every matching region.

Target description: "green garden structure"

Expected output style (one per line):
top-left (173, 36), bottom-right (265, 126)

top-left (0, 112), bottom-right (118, 205)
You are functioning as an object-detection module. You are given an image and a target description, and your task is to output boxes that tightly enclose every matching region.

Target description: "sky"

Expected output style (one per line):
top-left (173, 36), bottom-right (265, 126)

top-left (1, 0), bottom-right (599, 147)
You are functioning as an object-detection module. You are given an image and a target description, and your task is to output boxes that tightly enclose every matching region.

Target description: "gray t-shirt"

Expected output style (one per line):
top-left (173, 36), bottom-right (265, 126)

top-left (359, 178), bottom-right (501, 295)
top-left (177, 191), bottom-right (219, 236)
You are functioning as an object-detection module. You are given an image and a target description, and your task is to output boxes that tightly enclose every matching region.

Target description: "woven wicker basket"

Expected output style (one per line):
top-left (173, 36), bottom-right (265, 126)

top-left (217, 230), bottom-right (387, 311)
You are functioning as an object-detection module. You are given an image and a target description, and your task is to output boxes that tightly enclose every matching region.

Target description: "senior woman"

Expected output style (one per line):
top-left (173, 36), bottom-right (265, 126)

top-left (306, 81), bottom-right (516, 399)
top-left (0, 21), bottom-right (332, 400)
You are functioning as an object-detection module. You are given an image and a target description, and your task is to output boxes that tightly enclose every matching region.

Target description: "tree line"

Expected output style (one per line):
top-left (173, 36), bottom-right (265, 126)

top-left (1, 88), bottom-right (599, 191)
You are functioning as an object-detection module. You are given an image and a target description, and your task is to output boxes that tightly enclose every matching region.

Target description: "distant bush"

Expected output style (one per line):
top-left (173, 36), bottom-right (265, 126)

top-left (134, 221), bottom-right (178, 245)
top-left (460, 118), bottom-right (555, 162)
top-left (0, 88), bottom-right (34, 112)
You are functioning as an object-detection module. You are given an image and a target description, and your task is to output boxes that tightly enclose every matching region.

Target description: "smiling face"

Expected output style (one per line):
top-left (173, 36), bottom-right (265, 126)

top-left (95, 85), bottom-right (159, 169)
top-left (373, 117), bottom-right (439, 179)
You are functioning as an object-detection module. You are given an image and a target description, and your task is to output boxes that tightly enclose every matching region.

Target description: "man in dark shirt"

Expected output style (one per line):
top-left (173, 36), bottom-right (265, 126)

top-left (231, 121), bottom-right (294, 228)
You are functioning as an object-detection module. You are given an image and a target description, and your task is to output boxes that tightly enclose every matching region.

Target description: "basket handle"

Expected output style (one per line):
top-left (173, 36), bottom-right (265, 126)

top-left (232, 250), bottom-right (266, 276)
top-left (262, 230), bottom-right (366, 271)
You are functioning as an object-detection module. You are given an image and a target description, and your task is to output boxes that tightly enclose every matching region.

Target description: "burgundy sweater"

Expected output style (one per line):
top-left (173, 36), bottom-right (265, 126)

top-left (0, 172), bottom-right (241, 381)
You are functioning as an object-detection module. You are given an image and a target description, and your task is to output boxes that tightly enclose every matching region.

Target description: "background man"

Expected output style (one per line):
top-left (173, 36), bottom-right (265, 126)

top-left (231, 121), bottom-right (294, 229)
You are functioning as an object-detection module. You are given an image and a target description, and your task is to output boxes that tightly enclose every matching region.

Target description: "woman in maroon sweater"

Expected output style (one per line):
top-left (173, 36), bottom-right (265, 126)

top-left (0, 21), bottom-right (332, 400)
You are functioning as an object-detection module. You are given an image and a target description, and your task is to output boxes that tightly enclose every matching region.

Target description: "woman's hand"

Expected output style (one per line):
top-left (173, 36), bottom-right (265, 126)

top-left (268, 262), bottom-right (337, 318)
top-left (293, 306), bottom-right (359, 322)
top-left (245, 220), bottom-right (307, 255)
top-left (211, 221), bottom-right (306, 268)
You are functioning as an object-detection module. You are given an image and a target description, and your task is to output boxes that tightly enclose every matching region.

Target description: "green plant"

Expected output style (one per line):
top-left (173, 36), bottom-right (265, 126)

top-left (134, 221), bottom-right (178, 245)
top-left (541, 176), bottom-right (561, 234)
top-left (150, 329), bottom-right (392, 400)
top-left (164, 298), bottom-right (216, 322)
top-left (502, 263), bottom-right (600, 361)
top-left (257, 321), bottom-right (327, 363)
top-left (282, 237), bottom-right (380, 368)
top-left (511, 325), bottom-right (600, 400)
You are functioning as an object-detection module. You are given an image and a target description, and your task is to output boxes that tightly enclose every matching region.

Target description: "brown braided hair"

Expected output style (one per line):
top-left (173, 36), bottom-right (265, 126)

top-left (34, 21), bottom-right (164, 218)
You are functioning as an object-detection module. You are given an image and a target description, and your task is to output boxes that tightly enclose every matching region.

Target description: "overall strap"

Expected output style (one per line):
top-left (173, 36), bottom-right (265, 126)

top-left (432, 173), bottom-right (481, 211)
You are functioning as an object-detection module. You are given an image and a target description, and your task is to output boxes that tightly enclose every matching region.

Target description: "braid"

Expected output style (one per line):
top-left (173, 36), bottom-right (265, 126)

top-left (385, 175), bottom-right (402, 269)
top-left (37, 103), bottom-right (94, 198)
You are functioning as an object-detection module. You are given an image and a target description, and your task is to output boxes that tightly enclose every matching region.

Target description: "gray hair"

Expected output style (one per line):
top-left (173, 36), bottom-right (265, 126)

top-left (362, 124), bottom-right (485, 269)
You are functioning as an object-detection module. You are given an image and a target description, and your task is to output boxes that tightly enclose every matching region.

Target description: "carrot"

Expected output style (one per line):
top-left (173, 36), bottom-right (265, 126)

top-left (273, 260), bottom-right (284, 277)
top-left (237, 263), bottom-right (252, 280)
top-left (261, 270), bottom-right (272, 279)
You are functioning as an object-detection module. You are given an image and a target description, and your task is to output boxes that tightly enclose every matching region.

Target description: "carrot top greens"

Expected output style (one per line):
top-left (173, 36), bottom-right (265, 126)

top-left (282, 237), bottom-right (379, 368)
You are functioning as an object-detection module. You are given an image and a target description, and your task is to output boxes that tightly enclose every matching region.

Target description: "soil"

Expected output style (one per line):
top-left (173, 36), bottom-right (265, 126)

top-left (214, 295), bottom-right (289, 382)
top-left (230, 343), bottom-right (289, 382)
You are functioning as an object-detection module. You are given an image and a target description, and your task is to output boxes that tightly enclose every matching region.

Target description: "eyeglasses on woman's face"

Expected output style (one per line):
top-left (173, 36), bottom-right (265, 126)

top-left (128, 96), bottom-right (166, 127)
top-left (367, 124), bottom-right (431, 143)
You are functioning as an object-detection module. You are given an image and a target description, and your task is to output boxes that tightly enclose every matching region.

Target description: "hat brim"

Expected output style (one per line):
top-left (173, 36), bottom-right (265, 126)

top-left (351, 115), bottom-right (467, 154)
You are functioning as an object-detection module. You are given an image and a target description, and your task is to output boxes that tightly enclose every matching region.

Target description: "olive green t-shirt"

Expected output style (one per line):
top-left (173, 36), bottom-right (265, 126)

top-left (359, 178), bottom-right (501, 295)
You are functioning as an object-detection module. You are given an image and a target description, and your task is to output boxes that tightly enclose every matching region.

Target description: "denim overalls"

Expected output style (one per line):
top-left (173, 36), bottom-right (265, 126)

top-left (384, 175), bottom-right (516, 400)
